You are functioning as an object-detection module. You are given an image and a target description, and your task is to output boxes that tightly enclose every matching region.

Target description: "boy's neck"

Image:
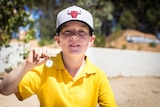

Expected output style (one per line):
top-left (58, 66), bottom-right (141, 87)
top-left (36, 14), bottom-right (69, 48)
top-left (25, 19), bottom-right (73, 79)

top-left (62, 54), bottom-right (86, 77)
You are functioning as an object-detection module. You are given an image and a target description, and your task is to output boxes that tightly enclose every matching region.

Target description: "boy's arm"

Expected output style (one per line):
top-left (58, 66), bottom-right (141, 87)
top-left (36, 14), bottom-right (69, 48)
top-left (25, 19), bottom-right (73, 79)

top-left (0, 47), bottom-right (49, 95)
top-left (0, 61), bottom-right (32, 95)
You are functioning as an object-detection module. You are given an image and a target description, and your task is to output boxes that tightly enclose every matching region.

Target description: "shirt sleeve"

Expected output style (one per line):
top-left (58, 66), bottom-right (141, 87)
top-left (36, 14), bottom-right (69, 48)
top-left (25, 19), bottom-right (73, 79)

top-left (98, 71), bottom-right (117, 107)
top-left (15, 65), bottom-right (43, 101)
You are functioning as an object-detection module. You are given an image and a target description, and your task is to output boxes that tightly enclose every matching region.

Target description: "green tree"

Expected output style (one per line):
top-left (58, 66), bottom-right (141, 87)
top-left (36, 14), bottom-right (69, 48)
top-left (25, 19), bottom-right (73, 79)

top-left (0, 0), bottom-right (31, 47)
top-left (119, 10), bottom-right (137, 29)
top-left (112, 0), bottom-right (160, 34)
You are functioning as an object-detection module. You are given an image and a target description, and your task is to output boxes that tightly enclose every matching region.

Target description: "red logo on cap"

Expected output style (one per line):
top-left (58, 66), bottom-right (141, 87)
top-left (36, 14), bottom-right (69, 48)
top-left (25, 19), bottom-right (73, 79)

top-left (68, 10), bottom-right (81, 18)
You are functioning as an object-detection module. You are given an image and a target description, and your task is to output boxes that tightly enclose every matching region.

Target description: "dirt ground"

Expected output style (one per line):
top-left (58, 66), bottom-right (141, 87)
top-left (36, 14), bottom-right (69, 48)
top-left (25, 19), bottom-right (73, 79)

top-left (110, 77), bottom-right (160, 107)
top-left (0, 77), bottom-right (160, 107)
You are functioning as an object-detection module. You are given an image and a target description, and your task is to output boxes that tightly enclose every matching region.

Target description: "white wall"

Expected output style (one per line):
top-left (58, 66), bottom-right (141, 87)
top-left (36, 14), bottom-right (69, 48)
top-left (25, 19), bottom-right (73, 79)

top-left (86, 47), bottom-right (160, 77)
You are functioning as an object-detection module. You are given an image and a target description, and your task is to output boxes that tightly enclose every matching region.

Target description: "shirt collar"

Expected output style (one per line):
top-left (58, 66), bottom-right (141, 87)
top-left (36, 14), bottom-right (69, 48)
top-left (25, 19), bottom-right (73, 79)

top-left (52, 52), bottom-right (97, 74)
top-left (52, 52), bottom-right (66, 70)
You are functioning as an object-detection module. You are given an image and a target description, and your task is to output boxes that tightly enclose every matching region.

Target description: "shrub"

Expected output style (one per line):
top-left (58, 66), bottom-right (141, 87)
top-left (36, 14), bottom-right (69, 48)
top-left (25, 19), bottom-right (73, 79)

top-left (94, 33), bottom-right (106, 47)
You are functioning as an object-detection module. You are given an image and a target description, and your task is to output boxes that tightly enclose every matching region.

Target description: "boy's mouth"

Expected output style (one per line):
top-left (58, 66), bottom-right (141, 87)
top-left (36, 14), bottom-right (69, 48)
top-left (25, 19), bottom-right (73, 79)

top-left (69, 44), bottom-right (80, 47)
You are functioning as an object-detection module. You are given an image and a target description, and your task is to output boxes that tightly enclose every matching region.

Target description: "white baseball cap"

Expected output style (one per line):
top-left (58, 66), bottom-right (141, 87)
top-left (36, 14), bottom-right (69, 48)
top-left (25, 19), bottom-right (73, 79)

top-left (56, 5), bottom-right (93, 33)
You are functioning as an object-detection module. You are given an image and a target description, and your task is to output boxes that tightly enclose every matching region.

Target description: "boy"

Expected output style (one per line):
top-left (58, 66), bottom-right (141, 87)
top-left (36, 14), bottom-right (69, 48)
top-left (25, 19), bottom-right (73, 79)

top-left (0, 5), bottom-right (117, 107)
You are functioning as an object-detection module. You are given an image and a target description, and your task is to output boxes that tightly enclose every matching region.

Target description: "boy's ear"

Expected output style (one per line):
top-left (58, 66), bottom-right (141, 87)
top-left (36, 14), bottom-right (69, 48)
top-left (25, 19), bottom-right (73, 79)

top-left (89, 35), bottom-right (96, 46)
top-left (90, 35), bottom-right (96, 42)
top-left (54, 36), bottom-right (60, 44)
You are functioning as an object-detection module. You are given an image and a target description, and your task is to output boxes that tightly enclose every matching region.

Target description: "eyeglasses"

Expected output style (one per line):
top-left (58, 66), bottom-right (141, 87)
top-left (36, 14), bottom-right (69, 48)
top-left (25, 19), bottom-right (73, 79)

top-left (60, 30), bottom-right (90, 39)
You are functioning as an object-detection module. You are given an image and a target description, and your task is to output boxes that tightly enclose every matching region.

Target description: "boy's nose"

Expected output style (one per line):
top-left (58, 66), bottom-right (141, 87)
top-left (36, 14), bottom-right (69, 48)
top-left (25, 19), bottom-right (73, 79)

top-left (70, 35), bottom-right (78, 40)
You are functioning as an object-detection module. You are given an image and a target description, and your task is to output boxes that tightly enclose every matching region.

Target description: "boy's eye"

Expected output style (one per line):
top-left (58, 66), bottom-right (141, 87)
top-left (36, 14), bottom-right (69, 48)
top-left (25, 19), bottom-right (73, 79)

top-left (77, 31), bottom-right (89, 37)
top-left (63, 31), bottom-right (72, 36)
top-left (78, 31), bottom-right (86, 35)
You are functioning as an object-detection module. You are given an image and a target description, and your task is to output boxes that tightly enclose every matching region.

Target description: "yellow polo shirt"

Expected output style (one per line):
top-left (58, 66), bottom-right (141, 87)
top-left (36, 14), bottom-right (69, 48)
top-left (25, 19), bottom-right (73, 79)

top-left (15, 52), bottom-right (117, 107)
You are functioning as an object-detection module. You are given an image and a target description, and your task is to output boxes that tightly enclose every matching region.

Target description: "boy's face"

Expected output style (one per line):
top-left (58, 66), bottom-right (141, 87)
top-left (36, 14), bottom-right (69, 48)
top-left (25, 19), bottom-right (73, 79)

top-left (55, 21), bottom-right (95, 57)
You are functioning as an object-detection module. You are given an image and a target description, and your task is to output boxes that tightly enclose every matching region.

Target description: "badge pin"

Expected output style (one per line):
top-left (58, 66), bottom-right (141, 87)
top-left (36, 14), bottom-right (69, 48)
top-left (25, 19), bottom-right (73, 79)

top-left (45, 51), bottom-right (57, 68)
top-left (46, 58), bottom-right (53, 67)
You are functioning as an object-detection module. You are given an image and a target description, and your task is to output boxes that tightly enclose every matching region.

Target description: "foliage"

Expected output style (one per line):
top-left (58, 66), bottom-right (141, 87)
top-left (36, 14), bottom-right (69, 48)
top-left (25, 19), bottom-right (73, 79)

top-left (39, 18), bottom-right (56, 42)
top-left (1, 0), bottom-right (158, 48)
top-left (5, 66), bottom-right (13, 73)
top-left (94, 33), bottom-right (106, 47)
top-left (0, 0), bottom-right (32, 46)
top-left (23, 28), bottom-right (35, 43)
top-left (112, 25), bottom-right (122, 40)
top-left (149, 42), bottom-right (157, 48)
top-left (38, 36), bottom-right (55, 47)
top-left (21, 47), bottom-right (30, 59)
top-left (0, 33), bottom-right (11, 47)
top-left (119, 10), bottom-right (137, 29)
top-left (122, 44), bottom-right (127, 49)
top-left (112, 0), bottom-right (160, 34)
